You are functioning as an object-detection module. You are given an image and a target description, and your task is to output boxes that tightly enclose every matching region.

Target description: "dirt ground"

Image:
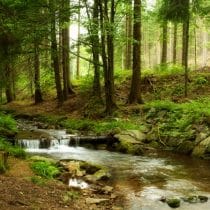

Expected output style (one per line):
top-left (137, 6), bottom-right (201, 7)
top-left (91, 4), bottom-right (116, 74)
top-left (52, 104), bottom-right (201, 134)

top-left (0, 157), bottom-right (123, 210)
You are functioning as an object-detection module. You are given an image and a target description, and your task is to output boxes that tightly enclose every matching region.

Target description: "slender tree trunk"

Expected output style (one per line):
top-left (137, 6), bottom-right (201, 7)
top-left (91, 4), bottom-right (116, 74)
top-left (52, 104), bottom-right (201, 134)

top-left (182, 2), bottom-right (190, 97)
top-left (161, 21), bottom-right (168, 65)
top-left (124, 0), bottom-right (132, 70)
top-left (128, 0), bottom-right (143, 104)
top-left (91, 0), bottom-right (101, 98)
top-left (173, 22), bottom-right (177, 64)
top-left (99, 0), bottom-right (116, 115)
top-left (76, 1), bottom-right (81, 78)
top-left (5, 64), bottom-right (13, 103)
top-left (194, 26), bottom-right (197, 70)
top-left (50, 0), bottom-right (64, 104)
top-left (34, 41), bottom-right (43, 104)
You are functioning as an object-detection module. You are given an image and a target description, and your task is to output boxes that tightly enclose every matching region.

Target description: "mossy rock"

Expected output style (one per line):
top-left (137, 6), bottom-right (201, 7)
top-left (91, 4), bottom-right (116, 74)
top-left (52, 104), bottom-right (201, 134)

top-left (114, 133), bottom-right (144, 155)
top-left (192, 137), bottom-right (210, 157)
top-left (166, 198), bottom-right (180, 208)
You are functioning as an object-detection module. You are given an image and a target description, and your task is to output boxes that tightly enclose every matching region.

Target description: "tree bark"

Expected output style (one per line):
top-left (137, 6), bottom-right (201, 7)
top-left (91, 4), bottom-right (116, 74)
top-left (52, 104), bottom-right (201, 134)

top-left (124, 0), bottom-right (132, 70)
top-left (182, 1), bottom-right (190, 97)
top-left (50, 0), bottom-right (64, 104)
top-left (161, 21), bottom-right (168, 65)
top-left (34, 40), bottom-right (43, 104)
top-left (99, 0), bottom-right (116, 115)
top-left (128, 0), bottom-right (143, 104)
top-left (91, 0), bottom-right (101, 98)
top-left (5, 64), bottom-right (13, 103)
top-left (76, 0), bottom-right (81, 78)
top-left (173, 22), bottom-right (177, 64)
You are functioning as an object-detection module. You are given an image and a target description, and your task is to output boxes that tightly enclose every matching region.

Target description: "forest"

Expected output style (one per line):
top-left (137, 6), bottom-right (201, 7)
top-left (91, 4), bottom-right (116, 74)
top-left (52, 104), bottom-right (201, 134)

top-left (0, 0), bottom-right (210, 209)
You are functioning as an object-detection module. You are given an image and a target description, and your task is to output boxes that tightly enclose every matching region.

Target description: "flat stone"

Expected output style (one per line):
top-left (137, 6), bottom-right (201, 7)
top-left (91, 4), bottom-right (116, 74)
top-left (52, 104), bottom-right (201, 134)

top-left (102, 186), bottom-right (113, 194)
top-left (85, 198), bottom-right (109, 204)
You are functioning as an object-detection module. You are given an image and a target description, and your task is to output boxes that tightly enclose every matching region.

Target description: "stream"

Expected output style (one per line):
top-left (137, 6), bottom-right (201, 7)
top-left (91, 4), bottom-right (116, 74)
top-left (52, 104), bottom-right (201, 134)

top-left (17, 120), bottom-right (210, 210)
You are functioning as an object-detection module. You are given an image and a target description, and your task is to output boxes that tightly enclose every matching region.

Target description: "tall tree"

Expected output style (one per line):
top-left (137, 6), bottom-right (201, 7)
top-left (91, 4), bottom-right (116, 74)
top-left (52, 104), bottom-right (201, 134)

top-left (50, 0), bottom-right (64, 104)
top-left (124, 0), bottom-right (132, 70)
top-left (128, 0), bottom-right (143, 104)
top-left (99, 0), bottom-right (116, 114)
top-left (34, 39), bottom-right (43, 104)
top-left (161, 20), bottom-right (168, 64)
top-left (172, 22), bottom-right (177, 64)
top-left (84, 0), bottom-right (101, 98)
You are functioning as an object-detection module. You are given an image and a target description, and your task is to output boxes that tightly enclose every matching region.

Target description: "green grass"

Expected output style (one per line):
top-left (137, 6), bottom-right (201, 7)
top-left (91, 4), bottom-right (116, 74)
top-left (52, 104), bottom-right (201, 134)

top-left (31, 160), bottom-right (60, 179)
top-left (0, 113), bottom-right (17, 132)
top-left (61, 118), bottom-right (139, 135)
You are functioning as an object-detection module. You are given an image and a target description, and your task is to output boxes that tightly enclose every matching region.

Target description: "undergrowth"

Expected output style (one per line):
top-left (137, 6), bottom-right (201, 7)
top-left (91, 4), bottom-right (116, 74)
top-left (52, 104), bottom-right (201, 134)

top-left (144, 99), bottom-right (210, 139)
top-left (31, 160), bottom-right (60, 179)
top-left (0, 138), bottom-right (26, 159)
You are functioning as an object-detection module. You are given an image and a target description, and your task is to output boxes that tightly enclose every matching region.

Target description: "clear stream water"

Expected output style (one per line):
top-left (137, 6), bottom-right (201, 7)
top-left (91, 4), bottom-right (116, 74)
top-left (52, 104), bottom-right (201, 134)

top-left (17, 121), bottom-right (210, 210)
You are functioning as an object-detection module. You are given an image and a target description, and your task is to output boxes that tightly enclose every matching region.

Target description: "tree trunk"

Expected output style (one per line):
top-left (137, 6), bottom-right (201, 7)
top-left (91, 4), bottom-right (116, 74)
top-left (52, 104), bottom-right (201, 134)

top-left (99, 0), bottom-right (116, 115)
top-left (76, 1), bottom-right (81, 78)
top-left (124, 0), bottom-right (132, 70)
top-left (194, 26), bottom-right (197, 70)
top-left (182, 2), bottom-right (190, 97)
top-left (34, 41), bottom-right (43, 104)
top-left (5, 64), bottom-right (13, 103)
top-left (128, 0), bottom-right (143, 104)
top-left (161, 21), bottom-right (167, 65)
top-left (50, 0), bottom-right (64, 104)
top-left (173, 22), bottom-right (177, 64)
top-left (91, 0), bottom-right (101, 98)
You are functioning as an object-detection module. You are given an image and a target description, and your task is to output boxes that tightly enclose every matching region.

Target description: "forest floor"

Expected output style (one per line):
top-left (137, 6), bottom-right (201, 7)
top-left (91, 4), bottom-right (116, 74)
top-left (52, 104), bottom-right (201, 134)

top-left (0, 157), bottom-right (123, 210)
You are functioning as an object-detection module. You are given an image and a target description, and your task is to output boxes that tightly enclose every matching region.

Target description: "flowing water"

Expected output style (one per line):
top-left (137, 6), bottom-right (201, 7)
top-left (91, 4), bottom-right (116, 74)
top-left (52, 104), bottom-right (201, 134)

top-left (17, 121), bottom-right (210, 210)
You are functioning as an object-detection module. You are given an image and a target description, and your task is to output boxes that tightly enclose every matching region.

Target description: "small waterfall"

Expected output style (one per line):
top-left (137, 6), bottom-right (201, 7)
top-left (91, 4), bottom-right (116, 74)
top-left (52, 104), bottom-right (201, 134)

top-left (18, 138), bottom-right (71, 149)
top-left (18, 139), bottom-right (40, 149)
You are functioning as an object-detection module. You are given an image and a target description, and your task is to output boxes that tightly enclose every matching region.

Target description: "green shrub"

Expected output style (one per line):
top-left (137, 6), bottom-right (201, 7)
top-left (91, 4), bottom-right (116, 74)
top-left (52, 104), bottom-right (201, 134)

top-left (0, 113), bottom-right (17, 132)
top-left (194, 76), bottom-right (208, 86)
top-left (31, 161), bottom-right (60, 179)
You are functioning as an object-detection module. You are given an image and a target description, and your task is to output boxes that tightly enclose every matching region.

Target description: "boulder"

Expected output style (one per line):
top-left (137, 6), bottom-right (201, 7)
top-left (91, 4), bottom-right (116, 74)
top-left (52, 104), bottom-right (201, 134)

top-left (114, 131), bottom-right (144, 155)
top-left (85, 167), bottom-right (111, 182)
top-left (192, 137), bottom-right (210, 157)
top-left (166, 198), bottom-right (180, 208)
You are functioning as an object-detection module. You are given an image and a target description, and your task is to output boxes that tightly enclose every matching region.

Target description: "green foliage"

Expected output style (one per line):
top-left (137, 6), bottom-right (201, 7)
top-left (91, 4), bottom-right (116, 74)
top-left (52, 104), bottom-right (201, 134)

top-left (8, 146), bottom-right (26, 159)
top-left (0, 113), bottom-right (17, 132)
top-left (144, 99), bottom-right (210, 140)
top-left (0, 138), bottom-right (26, 159)
top-left (193, 75), bottom-right (208, 86)
top-left (31, 161), bottom-right (60, 179)
top-left (61, 118), bottom-right (139, 135)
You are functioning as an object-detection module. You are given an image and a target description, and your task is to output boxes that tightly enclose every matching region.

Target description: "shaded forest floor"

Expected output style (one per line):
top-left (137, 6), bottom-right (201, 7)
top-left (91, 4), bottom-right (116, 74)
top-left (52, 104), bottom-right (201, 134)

top-left (0, 157), bottom-right (122, 210)
top-left (2, 66), bottom-right (210, 119)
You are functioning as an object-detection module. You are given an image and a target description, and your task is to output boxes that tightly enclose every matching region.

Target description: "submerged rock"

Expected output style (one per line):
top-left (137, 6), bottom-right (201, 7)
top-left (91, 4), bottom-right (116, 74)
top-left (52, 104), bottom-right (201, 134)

top-left (166, 198), bottom-right (180, 208)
